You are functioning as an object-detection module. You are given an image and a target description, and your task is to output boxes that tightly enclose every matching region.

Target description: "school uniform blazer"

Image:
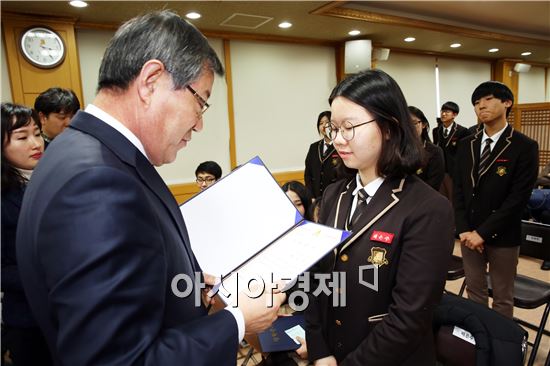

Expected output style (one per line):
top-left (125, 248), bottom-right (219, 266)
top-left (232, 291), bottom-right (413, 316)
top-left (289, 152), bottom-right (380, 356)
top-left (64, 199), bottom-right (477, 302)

top-left (304, 140), bottom-right (341, 198)
top-left (417, 141), bottom-right (445, 191)
top-left (453, 125), bottom-right (539, 247)
top-left (16, 111), bottom-right (238, 365)
top-left (305, 175), bottom-right (454, 366)
top-left (432, 123), bottom-right (471, 177)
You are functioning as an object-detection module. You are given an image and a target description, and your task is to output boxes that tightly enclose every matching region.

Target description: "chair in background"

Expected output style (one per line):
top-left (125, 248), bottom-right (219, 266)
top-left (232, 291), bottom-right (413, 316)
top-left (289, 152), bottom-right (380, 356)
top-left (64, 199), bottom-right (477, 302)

top-left (446, 255), bottom-right (466, 297)
top-left (487, 222), bottom-right (550, 366)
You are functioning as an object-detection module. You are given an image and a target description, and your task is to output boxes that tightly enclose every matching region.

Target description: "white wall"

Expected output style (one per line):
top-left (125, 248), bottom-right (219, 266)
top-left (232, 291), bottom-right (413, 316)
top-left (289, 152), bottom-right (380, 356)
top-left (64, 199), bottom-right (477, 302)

top-left (230, 40), bottom-right (336, 172)
top-left (438, 58), bottom-right (491, 128)
top-left (518, 66), bottom-right (547, 103)
top-left (1, 37), bottom-right (13, 103)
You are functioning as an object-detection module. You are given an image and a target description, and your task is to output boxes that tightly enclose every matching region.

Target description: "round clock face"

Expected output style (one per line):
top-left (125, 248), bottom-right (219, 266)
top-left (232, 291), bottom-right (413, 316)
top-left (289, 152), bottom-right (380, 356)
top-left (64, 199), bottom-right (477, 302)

top-left (20, 27), bottom-right (66, 68)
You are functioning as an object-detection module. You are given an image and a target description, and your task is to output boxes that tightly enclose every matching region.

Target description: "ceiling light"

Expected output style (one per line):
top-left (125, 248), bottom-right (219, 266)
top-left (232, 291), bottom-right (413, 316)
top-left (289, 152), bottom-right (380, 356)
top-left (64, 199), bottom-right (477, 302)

top-left (404, 37), bottom-right (415, 42)
top-left (69, 0), bottom-right (88, 8)
top-left (186, 12), bottom-right (201, 20)
top-left (488, 48), bottom-right (499, 53)
top-left (521, 51), bottom-right (532, 56)
top-left (278, 22), bottom-right (292, 29)
top-left (450, 43), bottom-right (462, 48)
top-left (348, 30), bottom-right (361, 36)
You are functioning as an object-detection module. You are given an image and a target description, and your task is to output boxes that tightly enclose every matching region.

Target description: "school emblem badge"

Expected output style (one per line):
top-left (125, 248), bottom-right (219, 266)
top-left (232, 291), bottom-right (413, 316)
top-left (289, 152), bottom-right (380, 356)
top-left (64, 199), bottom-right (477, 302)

top-left (416, 167), bottom-right (423, 175)
top-left (368, 247), bottom-right (389, 267)
top-left (332, 158), bottom-right (338, 166)
top-left (496, 166), bottom-right (507, 176)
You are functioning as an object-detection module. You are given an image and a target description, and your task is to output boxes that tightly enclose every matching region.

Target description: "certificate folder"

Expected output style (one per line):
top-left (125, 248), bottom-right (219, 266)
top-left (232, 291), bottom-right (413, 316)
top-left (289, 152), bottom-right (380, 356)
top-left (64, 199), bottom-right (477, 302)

top-left (258, 314), bottom-right (305, 352)
top-left (180, 156), bottom-right (350, 303)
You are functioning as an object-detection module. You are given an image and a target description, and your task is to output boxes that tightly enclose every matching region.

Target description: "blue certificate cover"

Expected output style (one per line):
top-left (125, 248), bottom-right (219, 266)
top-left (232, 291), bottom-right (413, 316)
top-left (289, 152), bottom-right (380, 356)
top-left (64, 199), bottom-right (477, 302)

top-left (258, 314), bottom-right (305, 353)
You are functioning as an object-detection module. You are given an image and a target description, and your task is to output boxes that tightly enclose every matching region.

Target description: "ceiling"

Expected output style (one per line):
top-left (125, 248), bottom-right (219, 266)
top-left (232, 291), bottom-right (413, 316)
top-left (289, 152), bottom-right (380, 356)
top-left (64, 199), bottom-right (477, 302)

top-left (2, 1), bottom-right (550, 64)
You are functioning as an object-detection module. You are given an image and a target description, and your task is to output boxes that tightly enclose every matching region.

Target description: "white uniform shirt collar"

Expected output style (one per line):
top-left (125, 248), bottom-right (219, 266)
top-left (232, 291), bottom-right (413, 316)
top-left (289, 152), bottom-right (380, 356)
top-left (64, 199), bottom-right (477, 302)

top-left (85, 104), bottom-right (149, 160)
top-left (481, 123), bottom-right (507, 152)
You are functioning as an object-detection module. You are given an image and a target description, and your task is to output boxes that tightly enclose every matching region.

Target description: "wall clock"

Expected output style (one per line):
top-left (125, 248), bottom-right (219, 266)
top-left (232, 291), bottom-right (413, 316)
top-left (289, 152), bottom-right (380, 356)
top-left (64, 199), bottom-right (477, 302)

top-left (20, 27), bottom-right (66, 69)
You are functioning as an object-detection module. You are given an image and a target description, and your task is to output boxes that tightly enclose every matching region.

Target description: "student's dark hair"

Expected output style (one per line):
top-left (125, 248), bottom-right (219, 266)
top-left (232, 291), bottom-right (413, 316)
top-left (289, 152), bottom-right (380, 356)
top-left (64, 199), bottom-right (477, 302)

top-left (408, 106), bottom-right (432, 143)
top-left (195, 161), bottom-right (222, 180)
top-left (1, 103), bottom-right (41, 191)
top-left (282, 181), bottom-right (313, 220)
top-left (317, 111), bottom-right (331, 133)
top-left (34, 87), bottom-right (80, 116)
top-left (441, 101), bottom-right (459, 114)
top-left (98, 10), bottom-right (224, 92)
top-left (328, 69), bottom-right (423, 178)
top-left (471, 81), bottom-right (514, 117)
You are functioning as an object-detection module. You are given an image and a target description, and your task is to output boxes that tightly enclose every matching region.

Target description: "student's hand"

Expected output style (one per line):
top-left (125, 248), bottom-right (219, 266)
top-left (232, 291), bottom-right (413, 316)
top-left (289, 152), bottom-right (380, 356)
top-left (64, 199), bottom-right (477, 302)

top-left (202, 273), bottom-right (219, 307)
top-left (295, 336), bottom-right (308, 360)
top-left (238, 282), bottom-right (287, 334)
top-left (468, 231), bottom-right (485, 253)
top-left (314, 355), bottom-right (338, 366)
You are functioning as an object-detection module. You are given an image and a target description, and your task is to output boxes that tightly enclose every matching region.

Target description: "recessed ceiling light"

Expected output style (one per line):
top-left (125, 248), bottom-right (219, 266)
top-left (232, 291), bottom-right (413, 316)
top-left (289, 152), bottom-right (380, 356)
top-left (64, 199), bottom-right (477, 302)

top-left (186, 12), bottom-right (201, 20)
top-left (69, 0), bottom-right (88, 8)
top-left (278, 22), bottom-right (292, 29)
top-left (404, 37), bottom-right (416, 42)
top-left (348, 30), bottom-right (361, 36)
top-left (521, 51), bottom-right (532, 56)
top-left (488, 48), bottom-right (499, 53)
top-left (450, 43), bottom-right (462, 48)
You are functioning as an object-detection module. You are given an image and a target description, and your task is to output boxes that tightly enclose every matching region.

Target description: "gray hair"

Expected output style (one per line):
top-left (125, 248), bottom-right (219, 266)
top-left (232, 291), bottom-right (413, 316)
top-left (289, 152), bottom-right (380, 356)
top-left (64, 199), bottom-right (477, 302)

top-left (98, 10), bottom-right (223, 92)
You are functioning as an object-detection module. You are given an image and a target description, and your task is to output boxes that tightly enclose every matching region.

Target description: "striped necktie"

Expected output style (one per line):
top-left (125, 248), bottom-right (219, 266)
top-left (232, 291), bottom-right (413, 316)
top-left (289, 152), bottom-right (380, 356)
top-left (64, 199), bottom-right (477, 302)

top-left (350, 188), bottom-right (369, 229)
top-left (478, 138), bottom-right (493, 175)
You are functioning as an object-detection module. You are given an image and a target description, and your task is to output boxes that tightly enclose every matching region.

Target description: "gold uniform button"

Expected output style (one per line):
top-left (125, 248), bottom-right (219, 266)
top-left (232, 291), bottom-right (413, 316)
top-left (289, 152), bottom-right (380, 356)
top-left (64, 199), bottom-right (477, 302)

top-left (335, 319), bottom-right (342, 326)
top-left (341, 254), bottom-right (349, 262)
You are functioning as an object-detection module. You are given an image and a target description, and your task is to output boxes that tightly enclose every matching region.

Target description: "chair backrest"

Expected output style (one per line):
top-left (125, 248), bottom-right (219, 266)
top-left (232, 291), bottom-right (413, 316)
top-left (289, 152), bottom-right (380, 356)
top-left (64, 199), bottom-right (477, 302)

top-left (434, 294), bottom-right (528, 366)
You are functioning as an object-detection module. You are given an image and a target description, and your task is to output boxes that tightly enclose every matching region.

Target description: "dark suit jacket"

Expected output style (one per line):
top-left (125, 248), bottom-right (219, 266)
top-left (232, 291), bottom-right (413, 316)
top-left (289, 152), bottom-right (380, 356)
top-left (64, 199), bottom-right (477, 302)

top-left (433, 123), bottom-right (471, 177)
top-left (16, 111), bottom-right (238, 365)
top-left (305, 175), bottom-right (454, 366)
top-left (417, 141), bottom-right (445, 191)
top-left (1, 185), bottom-right (38, 328)
top-left (453, 125), bottom-right (539, 246)
top-left (304, 140), bottom-right (342, 198)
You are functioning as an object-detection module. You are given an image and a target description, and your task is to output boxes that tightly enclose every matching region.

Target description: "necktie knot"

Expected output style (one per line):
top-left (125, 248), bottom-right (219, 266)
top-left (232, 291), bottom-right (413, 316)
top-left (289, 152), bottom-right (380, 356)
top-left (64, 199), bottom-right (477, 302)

top-left (443, 128), bottom-right (449, 138)
top-left (357, 188), bottom-right (368, 203)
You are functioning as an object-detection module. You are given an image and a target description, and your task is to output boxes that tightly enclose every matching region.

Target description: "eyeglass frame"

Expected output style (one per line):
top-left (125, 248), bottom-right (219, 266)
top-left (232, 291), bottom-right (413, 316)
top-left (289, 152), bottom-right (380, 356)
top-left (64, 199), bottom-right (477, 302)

top-left (186, 85), bottom-right (210, 114)
top-left (196, 176), bottom-right (216, 184)
top-left (324, 119), bottom-right (377, 142)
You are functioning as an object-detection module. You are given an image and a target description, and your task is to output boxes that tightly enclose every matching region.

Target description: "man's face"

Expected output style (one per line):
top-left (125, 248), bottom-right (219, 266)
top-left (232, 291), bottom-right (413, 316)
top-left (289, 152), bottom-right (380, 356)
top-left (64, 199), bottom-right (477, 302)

top-left (440, 109), bottom-right (457, 125)
top-left (141, 70), bottom-right (214, 166)
top-left (196, 172), bottom-right (217, 190)
top-left (40, 111), bottom-right (74, 139)
top-left (474, 95), bottom-right (511, 125)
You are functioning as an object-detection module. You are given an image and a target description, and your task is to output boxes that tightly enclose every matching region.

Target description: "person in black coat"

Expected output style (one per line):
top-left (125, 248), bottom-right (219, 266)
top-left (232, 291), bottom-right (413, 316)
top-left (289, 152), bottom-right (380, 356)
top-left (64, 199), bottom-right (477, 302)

top-left (409, 106), bottom-right (445, 191)
top-left (453, 81), bottom-right (539, 318)
top-left (305, 70), bottom-right (454, 366)
top-left (304, 111), bottom-right (351, 198)
top-left (1, 103), bottom-right (51, 365)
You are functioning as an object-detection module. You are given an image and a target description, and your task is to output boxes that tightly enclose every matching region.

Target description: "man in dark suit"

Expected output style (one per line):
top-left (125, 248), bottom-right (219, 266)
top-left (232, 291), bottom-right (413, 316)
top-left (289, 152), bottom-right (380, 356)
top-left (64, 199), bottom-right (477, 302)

top-left (453, 81), bottom-right (539, 318)
top-left (16, 11), bottom-right (284, 365)
top-left (433, 101), bottom-right (471, 203)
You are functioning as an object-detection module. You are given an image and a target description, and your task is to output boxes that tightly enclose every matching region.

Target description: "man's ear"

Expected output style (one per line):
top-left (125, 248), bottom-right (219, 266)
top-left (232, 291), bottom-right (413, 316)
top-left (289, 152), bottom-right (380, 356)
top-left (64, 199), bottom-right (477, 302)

top-left (38, 111), bottom-right (47, 124)
top-left (136, 60), bottom-right (165, 106)
top-left (504, 100), bottom-right (513, 108)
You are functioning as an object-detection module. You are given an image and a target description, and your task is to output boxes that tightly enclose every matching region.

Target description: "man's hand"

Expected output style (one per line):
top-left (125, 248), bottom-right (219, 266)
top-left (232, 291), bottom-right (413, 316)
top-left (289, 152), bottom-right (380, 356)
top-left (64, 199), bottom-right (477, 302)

top-left (202, 273), bottom-right (219, 307)
top-left (237, 282), bottom-right (286, 334)
top-left (295, 336), bottom-right (308, 360)
top-left (314, 355), bottom-right (337, 366)
top-left (460, 231), bottom-right (485, 253)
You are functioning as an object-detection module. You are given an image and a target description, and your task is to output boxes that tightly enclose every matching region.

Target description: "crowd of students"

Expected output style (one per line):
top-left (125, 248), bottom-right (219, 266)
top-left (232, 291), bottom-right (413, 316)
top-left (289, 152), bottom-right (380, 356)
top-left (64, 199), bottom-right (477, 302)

top-left (1, 10), bottom-right (544, 366)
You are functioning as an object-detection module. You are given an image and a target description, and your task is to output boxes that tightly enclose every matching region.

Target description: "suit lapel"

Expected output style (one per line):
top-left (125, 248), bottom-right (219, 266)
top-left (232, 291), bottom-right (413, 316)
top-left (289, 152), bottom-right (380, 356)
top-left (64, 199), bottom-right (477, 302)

top-left (70, 112), bottom-right (197, 271)
top-left (339, 177), bottom-right (404, 253)
top-left (478, 124), bottom-right (513, 180)
top-left (469, 133), bottom-right (482, 187)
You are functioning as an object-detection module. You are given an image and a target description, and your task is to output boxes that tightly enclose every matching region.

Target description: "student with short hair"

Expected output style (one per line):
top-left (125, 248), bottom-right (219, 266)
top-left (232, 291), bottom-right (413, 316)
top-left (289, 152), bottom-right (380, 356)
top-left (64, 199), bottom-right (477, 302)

top-left (453, 81), bottom-right (539, 318)
top-left (195, 160), bottom-right (222, 190)
top-left (34, 87), bottom-right (80, 147)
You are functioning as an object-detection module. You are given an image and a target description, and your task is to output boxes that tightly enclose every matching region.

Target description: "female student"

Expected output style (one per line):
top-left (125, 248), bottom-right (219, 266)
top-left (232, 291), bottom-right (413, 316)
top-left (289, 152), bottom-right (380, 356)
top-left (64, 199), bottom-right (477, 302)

top-left (305, 70), bottom-right (454, 366)
top-left (1, 103), bottom-right (51, 365)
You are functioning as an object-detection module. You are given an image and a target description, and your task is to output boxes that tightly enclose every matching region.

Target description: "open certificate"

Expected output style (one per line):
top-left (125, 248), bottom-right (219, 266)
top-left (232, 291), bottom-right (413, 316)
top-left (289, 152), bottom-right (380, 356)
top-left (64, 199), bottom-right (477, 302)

top-left (180, 156), bottom-right (350, 304)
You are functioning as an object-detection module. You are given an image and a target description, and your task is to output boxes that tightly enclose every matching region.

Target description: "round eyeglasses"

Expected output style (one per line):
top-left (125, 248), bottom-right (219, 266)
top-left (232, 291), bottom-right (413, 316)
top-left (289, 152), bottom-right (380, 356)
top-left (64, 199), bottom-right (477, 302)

top-left (324, 119), bottom-right (376, 142)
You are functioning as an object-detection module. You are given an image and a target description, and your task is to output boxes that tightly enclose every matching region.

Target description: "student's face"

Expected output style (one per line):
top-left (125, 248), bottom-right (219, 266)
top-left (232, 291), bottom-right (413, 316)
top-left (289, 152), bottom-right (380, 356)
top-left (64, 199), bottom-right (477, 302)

top-left (3, 119), bottom-right (44, 170)
top-left (440, 109), bottom-right (457, 125)
top-left (331, 96), bottom-right (382, 179)
top-left (318, 116), bottom-right (330, 138)
top-left (40, 111), bottom-right (74, 139)
top-left (410, 114), bottom-right (423, 137)
top-left (286, 189), bottom-right (305, 216)
top-left (474, 94), bottom-right (511, 125)
top-left (143, 70), bottom-right (214, 166)
top-left (196, 172), bottom-right (217, 190)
